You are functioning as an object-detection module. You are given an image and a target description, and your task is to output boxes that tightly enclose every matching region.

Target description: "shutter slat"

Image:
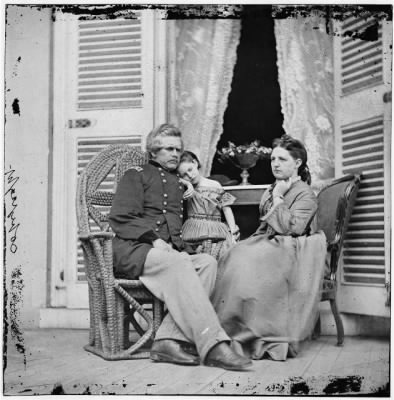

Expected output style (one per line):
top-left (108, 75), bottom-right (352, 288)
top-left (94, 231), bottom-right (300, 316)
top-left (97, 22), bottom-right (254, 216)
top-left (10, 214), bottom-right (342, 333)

top-left (352, 206), bottom-right (384, 215)
top-left (79, 85), bottom-right (141, 93)
top-left (344, 240), bottom-right (384, 248)
top-left (79, 100), bottom-right (141, 109)
top-left (341, 66), bottom-right (383, 86)
top-left (79, 63), bottom-right (141, 72)
top-left (350, 215), bottom-right (384, 224)
top-left (80, 48), bottom-right (141, 58)
top-left (342, 47), bottom-right (381, 66)
top-left (342, 154), bottom-right (383, 167)
top-left (342, 34), bottom-right (382, 54)
top-left (342, 18), bottom-right (379, 40)
top-left (344, 267), bottom-right (385, 274)
top-left (80, 56), bottom-right (140, 65)
top-left (79, 33), bottom-right (141, 44)
top-left (342, 145), bottom-right (383, 159)
top-left (343, 135), bottom-right (382, 150)
top-left (79, 26), bottom-right (141, 37)
top-left (79, 92), bottom-right (142, 100)
top-left (342, 118), bottom-right (383, 135)
top-left (346, 232), bottom-right (384, 240)
top-left (342, 15), bottom-right (371, 30)
top-left (344, 249), bottom-right (384, 257)
top-left (78, 78), bottom-right (141, 86)
top-left (79, 70), bottom-right (141, 79)
top-left (80, 41), bottom-right (141, 51)
top-left (343, 163), bottom-right (384, 175)
top-left (342, 76), bottom-right (383, 95)
top-left (342, 58), bottom-right (382, 78)
top-left (342, 128), bottom-right (383, 143)
top-left (79, 19), bottom-right (141, 29)
top-left (343, 275), bottom-right (386, 285)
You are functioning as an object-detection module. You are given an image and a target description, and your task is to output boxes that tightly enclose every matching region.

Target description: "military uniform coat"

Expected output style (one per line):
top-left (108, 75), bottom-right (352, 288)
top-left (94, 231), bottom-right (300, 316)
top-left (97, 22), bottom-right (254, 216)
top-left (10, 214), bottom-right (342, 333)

top-left (109, 160), bottom-right (187, 279)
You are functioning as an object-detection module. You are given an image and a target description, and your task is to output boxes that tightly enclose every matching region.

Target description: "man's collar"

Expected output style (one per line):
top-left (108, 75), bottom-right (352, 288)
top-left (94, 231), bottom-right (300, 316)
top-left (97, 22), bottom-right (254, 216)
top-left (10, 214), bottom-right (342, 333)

top-left (149, 159), bottom-right (162, 168)
top-left (149, 159), bottom-right (178, 174)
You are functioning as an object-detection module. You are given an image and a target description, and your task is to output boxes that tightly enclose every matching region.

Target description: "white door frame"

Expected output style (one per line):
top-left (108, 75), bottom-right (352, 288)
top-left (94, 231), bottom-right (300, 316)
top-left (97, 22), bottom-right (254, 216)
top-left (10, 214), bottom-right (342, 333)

top-left (49, 9), bottom-right (168, 308)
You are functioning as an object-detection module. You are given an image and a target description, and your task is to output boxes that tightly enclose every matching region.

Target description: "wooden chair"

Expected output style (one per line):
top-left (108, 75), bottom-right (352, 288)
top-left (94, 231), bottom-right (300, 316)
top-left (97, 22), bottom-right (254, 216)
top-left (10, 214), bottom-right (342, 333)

top-left (314, 174), bottom-right (361, 346)
top-left (76, 145), bottom-right (164, 360)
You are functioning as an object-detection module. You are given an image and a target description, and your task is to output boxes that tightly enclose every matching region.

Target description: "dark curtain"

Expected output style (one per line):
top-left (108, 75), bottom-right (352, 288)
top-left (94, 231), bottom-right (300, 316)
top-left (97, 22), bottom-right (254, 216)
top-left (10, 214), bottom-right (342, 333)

top-left (210, 5), bottom-right (284, 185)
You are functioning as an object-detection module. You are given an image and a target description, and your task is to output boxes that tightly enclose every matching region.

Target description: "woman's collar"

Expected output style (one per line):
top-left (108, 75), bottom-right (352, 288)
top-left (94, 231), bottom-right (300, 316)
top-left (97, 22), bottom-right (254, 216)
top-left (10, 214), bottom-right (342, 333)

top-left (270, 176), bottom-right (301, 191)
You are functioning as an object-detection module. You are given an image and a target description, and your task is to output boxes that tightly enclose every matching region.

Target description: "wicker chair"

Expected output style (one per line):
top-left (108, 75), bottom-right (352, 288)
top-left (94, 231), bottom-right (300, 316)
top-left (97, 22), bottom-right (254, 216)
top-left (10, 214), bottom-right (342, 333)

top-left (76, 145), bottom-right (164, 360)
top-left (314, 174), bottom-right (361, 346)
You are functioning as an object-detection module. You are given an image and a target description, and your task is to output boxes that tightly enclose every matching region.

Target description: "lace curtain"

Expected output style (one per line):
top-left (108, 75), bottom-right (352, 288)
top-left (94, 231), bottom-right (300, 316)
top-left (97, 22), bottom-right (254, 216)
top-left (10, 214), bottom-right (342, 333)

top-left (168, 20), bottom-right (241, 176)
top-left (274, 14), bottom-right (335, 188)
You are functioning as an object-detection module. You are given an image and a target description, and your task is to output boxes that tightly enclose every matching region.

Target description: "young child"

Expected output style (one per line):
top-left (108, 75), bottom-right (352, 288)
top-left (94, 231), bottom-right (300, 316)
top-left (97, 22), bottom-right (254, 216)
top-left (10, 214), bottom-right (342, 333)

top-left (178, 151), bottom-right (239, 260)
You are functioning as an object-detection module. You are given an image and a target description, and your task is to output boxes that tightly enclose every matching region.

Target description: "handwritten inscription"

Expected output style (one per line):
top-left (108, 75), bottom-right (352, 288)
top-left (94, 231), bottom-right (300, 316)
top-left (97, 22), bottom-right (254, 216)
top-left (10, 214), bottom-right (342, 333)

top-left (5, 166), bottom-right (20, 253)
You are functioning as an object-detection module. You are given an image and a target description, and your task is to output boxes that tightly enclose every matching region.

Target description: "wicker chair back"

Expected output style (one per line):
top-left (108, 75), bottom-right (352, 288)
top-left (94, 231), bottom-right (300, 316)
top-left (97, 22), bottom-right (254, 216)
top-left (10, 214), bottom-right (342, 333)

top-left (77, 145), bottom-right (147, 235)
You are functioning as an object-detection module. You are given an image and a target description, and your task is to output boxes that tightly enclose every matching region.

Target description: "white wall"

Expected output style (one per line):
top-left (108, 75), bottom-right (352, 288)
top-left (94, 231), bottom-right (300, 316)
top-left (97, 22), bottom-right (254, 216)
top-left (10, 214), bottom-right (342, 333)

top-left (4, 5), bottom-right (52, 328)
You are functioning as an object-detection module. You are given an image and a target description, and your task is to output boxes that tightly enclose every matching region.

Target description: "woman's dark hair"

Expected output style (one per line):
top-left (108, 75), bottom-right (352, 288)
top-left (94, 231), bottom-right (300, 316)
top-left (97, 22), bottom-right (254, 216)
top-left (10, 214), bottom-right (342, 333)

top-left (179, 150), bottom-right (201, 169)
top-left (272, 134), bottom-right (311, 185)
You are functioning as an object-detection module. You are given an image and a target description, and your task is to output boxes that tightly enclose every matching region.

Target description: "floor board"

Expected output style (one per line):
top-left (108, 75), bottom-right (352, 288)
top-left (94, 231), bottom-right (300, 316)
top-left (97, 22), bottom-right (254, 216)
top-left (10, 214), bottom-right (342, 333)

top-left (3, 329), bottom-right (390, 396)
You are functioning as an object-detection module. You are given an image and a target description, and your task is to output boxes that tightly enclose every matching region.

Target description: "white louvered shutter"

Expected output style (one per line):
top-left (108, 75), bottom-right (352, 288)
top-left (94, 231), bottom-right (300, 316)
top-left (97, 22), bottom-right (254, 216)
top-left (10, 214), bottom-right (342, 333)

top-left (341, 118), bottom-right (385, 285)
top-left (333, 15), bottom-right (391, 317)
top-left (341, 17), bottom-right (384, 95)
top-left (78, 17), bottom-right (143, 110)
top-left (52, 9), bottom-right (166, 308)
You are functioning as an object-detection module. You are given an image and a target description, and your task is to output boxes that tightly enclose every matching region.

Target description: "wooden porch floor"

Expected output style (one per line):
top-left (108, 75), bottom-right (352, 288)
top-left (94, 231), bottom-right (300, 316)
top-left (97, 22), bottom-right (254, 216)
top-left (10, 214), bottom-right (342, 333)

top-left (4, 329), bottom-right (389, 396)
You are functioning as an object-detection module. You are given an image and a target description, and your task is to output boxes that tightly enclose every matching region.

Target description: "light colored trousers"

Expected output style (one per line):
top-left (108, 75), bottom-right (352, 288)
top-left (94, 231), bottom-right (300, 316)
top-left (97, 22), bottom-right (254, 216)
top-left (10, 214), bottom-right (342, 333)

top-left (139, 249), bottom-right (230, 361)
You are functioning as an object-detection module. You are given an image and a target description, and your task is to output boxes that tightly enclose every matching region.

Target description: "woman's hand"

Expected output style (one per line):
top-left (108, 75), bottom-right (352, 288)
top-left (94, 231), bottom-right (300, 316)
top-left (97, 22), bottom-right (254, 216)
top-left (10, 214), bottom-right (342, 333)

top-left (180, 178), bottom-right (195, 199)
top-left (273, 178), bottom-right (292, 199)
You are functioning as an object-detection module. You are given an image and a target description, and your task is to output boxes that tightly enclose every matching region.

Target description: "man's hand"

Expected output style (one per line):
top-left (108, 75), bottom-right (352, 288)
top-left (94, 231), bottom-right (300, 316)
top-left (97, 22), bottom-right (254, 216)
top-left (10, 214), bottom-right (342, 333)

top-left (180, 178), bottom-right (195, 199)
top-left (152, 238), bottom-right (174, 252)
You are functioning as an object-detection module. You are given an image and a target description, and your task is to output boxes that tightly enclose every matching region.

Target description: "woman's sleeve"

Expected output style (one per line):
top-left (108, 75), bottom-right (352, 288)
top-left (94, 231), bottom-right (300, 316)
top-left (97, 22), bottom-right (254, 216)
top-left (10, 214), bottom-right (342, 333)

top-left (261, 189), bottom-right (318, 236)
top-left (219, 191), bottom-right (236, 208)
top-left (259, 188), bottom-right (272, 214)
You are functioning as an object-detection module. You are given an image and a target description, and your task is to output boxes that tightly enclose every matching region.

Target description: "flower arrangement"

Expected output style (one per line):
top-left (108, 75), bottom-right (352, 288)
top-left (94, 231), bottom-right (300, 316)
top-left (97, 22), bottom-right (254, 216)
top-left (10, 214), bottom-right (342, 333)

top-left (217, 141), bottom-right (272, 185)
top-left (217, 140), bottom-right (272, 165)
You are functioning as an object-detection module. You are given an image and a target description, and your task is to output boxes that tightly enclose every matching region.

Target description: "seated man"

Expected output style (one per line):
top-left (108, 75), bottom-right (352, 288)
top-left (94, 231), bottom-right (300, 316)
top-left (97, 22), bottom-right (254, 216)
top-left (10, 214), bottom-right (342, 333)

top-left (109, 123), bottom-right (251, 371)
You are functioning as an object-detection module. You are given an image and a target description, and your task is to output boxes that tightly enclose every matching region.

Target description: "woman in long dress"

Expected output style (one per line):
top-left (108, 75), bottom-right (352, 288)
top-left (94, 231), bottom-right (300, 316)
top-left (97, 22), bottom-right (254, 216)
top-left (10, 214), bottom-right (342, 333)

top-left (212, 135), bottom-right (327, 361)
top-left (177, 151), bottom-right (239, 260)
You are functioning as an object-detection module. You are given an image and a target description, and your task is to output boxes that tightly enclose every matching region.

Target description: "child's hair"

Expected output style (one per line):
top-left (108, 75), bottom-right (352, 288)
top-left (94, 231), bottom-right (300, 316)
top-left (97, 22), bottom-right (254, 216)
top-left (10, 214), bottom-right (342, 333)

top-left (179, 151), bottom-right (201, 169)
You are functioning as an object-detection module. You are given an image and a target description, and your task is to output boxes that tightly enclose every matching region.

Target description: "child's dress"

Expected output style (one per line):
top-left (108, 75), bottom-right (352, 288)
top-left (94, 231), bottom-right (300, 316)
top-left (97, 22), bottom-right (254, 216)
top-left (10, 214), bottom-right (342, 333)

top-left (182, 185), bottom-right (236, 260)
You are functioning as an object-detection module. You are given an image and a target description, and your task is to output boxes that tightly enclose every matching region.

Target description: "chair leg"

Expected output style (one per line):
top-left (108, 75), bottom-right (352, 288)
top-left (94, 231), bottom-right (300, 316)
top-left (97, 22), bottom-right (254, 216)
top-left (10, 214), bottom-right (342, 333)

top-left (152, 298), bottom-right (165, 334)
top-left (329, 298), bottom-right (344, 346)
top-left (129, 309), bottom-right (147, 338)
top-left (312, 314), bottom-right (321, 340)
top-left (123, 304), bottom-right (132, 349)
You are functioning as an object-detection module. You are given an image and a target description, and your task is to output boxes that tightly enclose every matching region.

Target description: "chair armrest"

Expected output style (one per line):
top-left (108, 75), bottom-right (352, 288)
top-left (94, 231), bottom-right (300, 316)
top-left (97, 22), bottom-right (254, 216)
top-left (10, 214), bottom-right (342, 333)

top-left (115, 279), bottom-right (146, 288)
top-left (79, 232), bottom-right (115, 240)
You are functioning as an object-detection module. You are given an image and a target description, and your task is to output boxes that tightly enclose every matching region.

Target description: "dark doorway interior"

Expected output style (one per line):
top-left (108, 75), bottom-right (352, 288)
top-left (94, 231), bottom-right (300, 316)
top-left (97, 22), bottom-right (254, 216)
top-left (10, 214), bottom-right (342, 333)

top-left (210, 5), bottom-right (284, 185)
